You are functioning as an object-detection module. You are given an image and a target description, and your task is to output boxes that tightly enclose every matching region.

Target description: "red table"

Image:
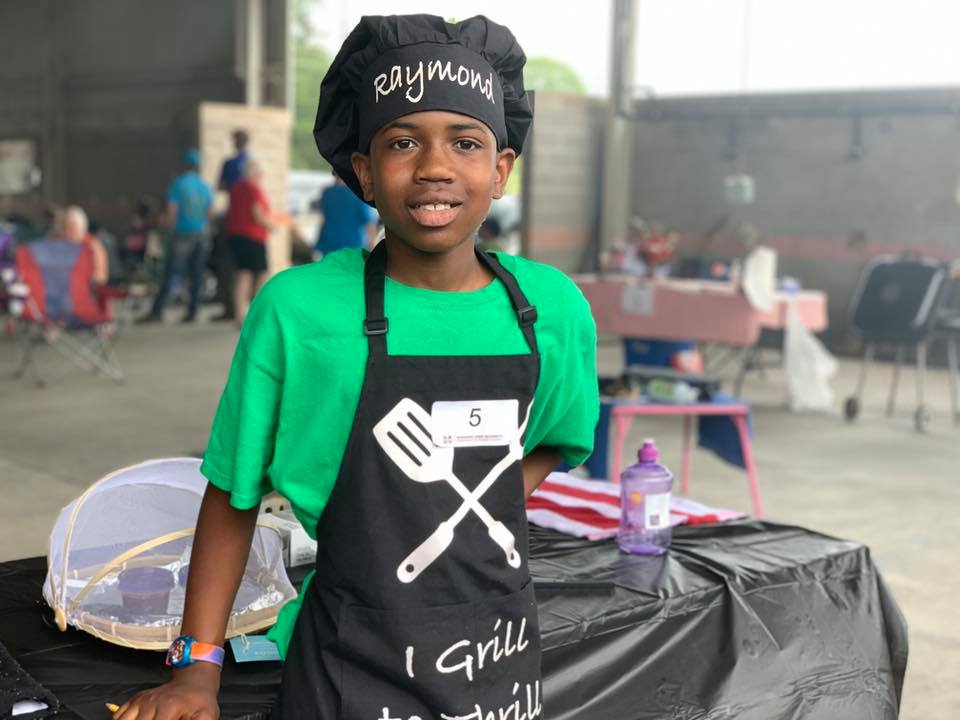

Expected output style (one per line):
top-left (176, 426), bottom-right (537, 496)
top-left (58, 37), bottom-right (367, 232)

top-left (573, 275), bottom-right (827, 345)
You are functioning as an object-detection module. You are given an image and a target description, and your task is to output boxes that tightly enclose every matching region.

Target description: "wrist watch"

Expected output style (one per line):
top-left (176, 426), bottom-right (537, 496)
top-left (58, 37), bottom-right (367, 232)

top-left (165, 635), bottom-right (225, 669)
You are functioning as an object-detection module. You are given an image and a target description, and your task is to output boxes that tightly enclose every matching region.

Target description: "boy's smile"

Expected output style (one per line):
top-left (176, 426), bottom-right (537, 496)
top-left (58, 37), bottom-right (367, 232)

top-left (352, 110), bottom-right (515, 255)
top-left (407, 193), bottom-right (463, 228)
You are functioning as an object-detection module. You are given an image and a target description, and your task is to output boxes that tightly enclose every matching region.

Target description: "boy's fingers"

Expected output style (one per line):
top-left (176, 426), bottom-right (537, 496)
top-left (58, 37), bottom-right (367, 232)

top-left (113, 701), bottom-right (137, 720)
top-left (189, 711), bottom-right (216, 720)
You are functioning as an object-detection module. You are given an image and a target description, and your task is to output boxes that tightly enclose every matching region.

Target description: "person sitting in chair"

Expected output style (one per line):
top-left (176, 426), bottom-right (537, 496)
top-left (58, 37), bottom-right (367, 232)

top-left (61, 206), bottom-right (109, 287)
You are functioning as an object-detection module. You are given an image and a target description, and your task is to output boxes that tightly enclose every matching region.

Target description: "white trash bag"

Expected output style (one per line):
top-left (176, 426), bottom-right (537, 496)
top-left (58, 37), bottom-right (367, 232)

top-left (43, 457), bottom-right (296, 650)
top-left (742, 246), bottom-right (778, 312)
top-left (784, 302), bottom-right (837, 412)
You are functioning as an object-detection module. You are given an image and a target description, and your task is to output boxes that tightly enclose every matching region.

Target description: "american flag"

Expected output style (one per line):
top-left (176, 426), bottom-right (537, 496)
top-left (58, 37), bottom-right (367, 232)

top-left (527, 473), bottom-right (745, 541)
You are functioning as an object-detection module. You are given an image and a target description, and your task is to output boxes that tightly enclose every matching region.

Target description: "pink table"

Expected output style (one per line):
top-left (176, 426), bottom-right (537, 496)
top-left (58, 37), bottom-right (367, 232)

top-left (609, 401), bottom-right (763, 517)
top-left (573, 275), bottom-right (827, 345)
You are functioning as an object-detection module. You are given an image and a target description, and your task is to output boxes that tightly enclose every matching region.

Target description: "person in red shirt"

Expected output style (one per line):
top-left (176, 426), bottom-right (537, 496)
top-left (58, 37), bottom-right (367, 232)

top-left (224, 160), bottom-right (273, 322)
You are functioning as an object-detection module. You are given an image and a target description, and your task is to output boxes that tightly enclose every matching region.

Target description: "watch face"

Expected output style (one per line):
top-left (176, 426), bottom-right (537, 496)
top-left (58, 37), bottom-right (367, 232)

top-left (168, 639), bottom-right (188, 667)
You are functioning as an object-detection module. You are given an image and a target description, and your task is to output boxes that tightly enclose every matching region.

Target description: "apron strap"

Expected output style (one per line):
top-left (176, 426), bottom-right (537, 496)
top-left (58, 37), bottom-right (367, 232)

top-left (362, 241), bottom-right (539, 356)
top-left (476, 250), bottom-right (539, 354)
top-left (362, 241), bottom-right (389, 355)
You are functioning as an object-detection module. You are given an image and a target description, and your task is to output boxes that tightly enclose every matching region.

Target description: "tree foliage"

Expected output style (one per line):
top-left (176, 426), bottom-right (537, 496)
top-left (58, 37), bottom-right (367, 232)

top-left (291, 0), bottom-right (331, 170)
top-left (523, 56), bottom-right (587, 95)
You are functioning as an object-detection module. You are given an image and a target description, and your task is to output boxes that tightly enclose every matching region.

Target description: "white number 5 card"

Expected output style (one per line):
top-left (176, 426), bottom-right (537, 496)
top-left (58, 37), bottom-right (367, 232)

top-left (430, 399), bottom-right (519, 448)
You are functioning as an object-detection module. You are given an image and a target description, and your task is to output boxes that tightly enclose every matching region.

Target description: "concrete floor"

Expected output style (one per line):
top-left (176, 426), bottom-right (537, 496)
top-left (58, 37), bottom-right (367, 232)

top-left (0, 314), bottom-right (957, 719)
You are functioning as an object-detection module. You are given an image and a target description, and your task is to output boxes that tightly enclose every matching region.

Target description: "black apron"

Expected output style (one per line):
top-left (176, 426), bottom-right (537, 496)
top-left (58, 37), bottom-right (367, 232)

top-left (274, 241), bottom-right (544, 720)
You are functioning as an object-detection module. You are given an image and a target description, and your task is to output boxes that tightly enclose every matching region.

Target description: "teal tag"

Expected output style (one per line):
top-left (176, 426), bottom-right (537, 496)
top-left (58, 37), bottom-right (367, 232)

top-left (229, 635), bottom-right (282, 663)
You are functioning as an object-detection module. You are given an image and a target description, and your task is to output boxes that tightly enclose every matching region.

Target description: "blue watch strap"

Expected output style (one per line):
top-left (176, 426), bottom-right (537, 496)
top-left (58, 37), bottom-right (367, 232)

top-left (166, 635), bottom-right (225, 669)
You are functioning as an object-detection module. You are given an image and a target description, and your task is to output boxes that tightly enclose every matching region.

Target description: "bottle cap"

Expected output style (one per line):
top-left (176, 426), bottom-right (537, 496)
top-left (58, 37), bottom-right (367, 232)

top-left (638, 438), bottom-right (658, 463)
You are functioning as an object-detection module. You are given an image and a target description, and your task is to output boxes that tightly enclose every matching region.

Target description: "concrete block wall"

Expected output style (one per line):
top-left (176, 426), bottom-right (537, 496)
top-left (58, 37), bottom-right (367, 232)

top-left (199, 102), bottom-right (291, 275)
top-left (523, 92), bottom-right (606, 272)
top-left (0, 0), bottom-right (287, 232)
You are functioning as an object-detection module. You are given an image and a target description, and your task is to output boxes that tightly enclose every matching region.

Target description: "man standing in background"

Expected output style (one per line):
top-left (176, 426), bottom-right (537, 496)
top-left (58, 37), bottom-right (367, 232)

top-left (140, 149), bottom-right (213, 323)
top-left (210, 129), bottom-right (250, 321)
top-left (313, 172), bottom-right (379, 257)
top-left (218, 129), bottom-right (249, 191)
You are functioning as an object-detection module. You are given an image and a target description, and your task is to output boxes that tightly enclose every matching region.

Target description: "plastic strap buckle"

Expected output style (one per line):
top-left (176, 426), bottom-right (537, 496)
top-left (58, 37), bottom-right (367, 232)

top-left (364, 317), bottom-right (389, 336)
top-left (517, 306), bottom-right (538, 327)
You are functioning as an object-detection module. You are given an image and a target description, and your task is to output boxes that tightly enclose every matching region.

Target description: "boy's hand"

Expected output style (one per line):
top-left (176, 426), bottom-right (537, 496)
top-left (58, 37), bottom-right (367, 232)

top-left (113, 486), bottom-right (257, 719)
top-left (114, 665), bottom-right (220, 720)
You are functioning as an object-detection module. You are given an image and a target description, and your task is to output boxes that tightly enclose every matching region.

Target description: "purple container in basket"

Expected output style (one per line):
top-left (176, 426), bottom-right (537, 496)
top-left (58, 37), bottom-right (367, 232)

top-left (117, 567), bottom-right (175, 615)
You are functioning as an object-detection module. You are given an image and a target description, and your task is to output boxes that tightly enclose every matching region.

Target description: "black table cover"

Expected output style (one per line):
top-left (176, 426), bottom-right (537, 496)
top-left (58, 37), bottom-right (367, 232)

top-left (0, 521), bottom-right (907, 720)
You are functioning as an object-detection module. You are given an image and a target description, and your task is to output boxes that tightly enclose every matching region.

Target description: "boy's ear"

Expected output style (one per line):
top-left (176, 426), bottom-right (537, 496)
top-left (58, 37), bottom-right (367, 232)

top-left (350, 152), bottom-right (375, 202)
top-left (492, 148), bottom-right (516, 200)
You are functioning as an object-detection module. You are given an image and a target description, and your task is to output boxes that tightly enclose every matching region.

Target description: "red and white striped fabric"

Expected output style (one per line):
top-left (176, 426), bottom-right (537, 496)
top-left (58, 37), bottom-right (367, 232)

top-left (527, 473), bottom-right (745, 541)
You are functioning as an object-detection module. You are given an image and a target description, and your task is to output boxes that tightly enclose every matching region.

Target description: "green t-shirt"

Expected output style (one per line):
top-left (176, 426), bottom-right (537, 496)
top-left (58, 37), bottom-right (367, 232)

top-left (200, 248), bottom-right (599, 655)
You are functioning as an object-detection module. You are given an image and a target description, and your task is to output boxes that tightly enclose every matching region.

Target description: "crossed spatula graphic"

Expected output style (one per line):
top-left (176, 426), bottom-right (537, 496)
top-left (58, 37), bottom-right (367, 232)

top-left (373, 398), bottom-right (529, 583)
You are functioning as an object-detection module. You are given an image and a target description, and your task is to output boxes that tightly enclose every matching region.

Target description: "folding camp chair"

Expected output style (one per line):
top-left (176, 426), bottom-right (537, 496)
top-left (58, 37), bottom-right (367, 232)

top-left (8, 238), bottom-right (124, 387)
top-left (0, 223), bottom-right (14, 269)
top-left (0, 226), bottom-right (15, 320)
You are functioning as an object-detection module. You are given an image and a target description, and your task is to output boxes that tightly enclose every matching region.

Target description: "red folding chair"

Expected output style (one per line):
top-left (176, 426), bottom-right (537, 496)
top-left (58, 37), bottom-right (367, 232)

top-left (9, 238), bottom-right (124, 386)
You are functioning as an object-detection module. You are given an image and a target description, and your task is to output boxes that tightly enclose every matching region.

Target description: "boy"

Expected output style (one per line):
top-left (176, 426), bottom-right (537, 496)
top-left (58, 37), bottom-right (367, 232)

top-left (116, 15), bottom-right (597, 720)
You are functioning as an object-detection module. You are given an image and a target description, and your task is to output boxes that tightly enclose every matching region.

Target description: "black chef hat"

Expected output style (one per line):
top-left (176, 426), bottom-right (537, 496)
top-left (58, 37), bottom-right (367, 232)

top-left (314, 14), bottom-right (533, 201)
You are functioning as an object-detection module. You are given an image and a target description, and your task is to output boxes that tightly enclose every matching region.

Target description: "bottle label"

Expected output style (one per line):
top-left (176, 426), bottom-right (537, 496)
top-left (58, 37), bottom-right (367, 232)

top-left (644, 492), bottom-right (671, 530)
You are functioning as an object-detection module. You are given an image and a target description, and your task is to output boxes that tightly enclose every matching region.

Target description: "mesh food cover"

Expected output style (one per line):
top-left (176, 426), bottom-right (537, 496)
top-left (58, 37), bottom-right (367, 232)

top-left (43, 457), bottom-right (296, 650)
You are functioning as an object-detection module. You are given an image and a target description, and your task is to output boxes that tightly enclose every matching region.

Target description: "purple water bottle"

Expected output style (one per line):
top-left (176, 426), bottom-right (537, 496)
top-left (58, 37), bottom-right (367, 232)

top-left (618, 438), bottom-right (673, 555)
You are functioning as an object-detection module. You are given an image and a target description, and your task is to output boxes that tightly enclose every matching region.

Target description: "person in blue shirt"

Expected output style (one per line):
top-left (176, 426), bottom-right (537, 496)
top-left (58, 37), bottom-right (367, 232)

top-left (313, 172), bottom-right (379, 256)
top-left (141, 149), bottom-right (214, 323)
top-left (218, 129), bottom-right (249, 191)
